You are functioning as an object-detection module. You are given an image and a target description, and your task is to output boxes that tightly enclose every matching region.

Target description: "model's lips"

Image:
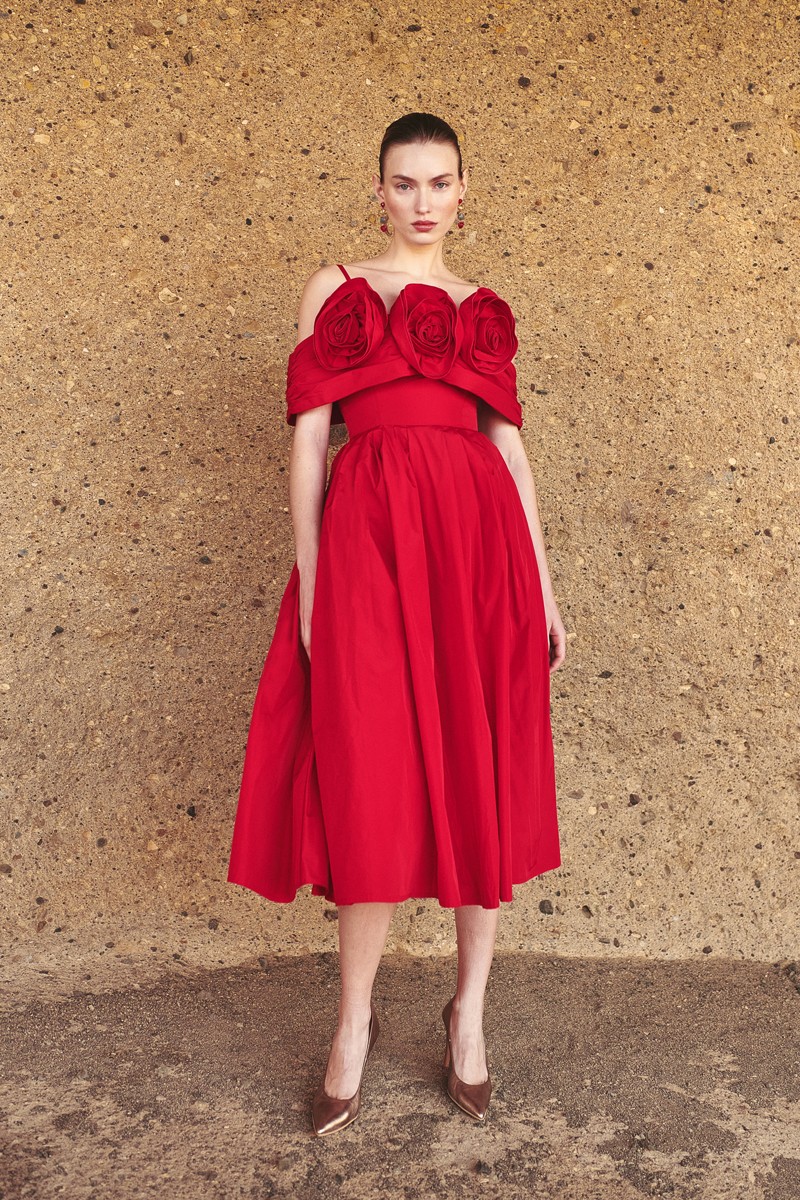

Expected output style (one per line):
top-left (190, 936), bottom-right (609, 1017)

top-left (413, 221), bottom-right (436, 228)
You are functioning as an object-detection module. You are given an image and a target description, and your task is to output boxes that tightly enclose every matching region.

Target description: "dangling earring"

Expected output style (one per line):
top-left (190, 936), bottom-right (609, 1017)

top-left (457, 201), bottom-right (465, 232)
top-left (379, 199), bottom-right (391, 236)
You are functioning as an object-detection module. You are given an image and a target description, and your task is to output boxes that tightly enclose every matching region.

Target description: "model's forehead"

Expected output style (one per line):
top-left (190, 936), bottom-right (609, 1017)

top-left (384, 142), bottom-right (459, 174)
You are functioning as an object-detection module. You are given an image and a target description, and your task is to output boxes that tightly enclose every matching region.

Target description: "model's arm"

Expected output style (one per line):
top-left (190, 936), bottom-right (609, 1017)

top-left (289, 266), bottom-right (343, 659)
top-left (477, 403), bottom-right (566, 672)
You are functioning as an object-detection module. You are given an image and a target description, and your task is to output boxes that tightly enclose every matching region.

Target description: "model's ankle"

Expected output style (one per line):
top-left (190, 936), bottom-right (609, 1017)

top-left (338, 1005), bottom-right (372, 1030)
top-left (452, 995), bottom-right (484, 1021)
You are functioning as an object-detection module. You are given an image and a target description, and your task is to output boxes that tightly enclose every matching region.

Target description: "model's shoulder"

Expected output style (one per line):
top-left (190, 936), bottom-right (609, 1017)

top-left (299, 262), bottom-right (348, 297)
top-left (294, 265), bottom-right (351, 344)
top-left (340, 259), bottom-right (379, 273)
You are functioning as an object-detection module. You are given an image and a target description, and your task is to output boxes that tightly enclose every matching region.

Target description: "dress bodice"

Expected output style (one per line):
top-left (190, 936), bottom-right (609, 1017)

top-left (285, 267), bottom-right (523, 429)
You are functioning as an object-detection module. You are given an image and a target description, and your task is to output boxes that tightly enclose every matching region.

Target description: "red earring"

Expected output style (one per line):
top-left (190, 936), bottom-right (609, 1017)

top-left (379, 200), bottom-right (390, 235)
top-left (457, 202), bottom-right (465, 231)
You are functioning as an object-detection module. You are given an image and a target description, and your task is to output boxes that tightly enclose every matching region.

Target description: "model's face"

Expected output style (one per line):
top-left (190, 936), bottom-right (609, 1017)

top-left (376, 142), bottom-right (466, 240)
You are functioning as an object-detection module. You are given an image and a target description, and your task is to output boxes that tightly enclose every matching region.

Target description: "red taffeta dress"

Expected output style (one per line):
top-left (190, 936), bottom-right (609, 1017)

top-left (226, 264), bottom-right (561, 909)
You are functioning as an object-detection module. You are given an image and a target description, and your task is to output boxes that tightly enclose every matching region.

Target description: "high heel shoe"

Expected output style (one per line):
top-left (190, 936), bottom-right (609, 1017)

top-left (311, 1003), bottom-right (380, 1136)
top-left (442, 996), bottom-right (492, 1122)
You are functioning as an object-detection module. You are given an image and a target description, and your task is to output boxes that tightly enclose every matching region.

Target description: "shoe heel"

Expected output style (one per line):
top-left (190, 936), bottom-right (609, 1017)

top-left (442, 997), bottom-right (453, 1068)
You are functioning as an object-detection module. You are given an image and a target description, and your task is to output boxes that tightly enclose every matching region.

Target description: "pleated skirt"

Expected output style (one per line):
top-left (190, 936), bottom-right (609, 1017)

top-left (227, 387), bottom-right (560, 908)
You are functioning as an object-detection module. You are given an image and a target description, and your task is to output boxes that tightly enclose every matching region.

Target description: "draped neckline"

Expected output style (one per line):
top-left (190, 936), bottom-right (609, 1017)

top-left (293, 275), bottom-right (501, 352)
top-left (347, 274), bottom-right (492, 319)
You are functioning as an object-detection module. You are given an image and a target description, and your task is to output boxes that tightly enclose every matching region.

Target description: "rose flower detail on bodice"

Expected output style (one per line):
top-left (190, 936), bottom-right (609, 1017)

top-left (286, 277), bottom-right (523, 429)
top-left (312, 279), bottom-right (387, 370)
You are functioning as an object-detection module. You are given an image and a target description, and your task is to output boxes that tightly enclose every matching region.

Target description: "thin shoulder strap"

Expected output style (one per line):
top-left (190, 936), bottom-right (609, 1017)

top-left (336, 263), bottom-right (351, 280)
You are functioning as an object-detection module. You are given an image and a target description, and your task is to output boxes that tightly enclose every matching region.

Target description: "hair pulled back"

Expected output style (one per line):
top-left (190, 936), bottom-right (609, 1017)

top-left (378, 112), bottom-right (463, 182)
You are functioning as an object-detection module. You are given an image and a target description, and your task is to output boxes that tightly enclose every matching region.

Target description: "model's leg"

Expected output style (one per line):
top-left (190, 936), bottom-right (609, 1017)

top-left (449, 905), bottom-right (499, 1084)
top-left (322, 901), bottom-right (397, 1098)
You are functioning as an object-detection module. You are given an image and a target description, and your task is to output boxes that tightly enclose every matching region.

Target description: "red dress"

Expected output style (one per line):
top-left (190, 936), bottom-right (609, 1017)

top-left (226, 264), bottom-right (561, 909)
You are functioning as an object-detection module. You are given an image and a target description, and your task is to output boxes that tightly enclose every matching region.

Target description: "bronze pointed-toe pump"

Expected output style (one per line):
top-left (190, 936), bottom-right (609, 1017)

top-left (311, 1003), bottom-right (380, 1136)
top-left (442, 996), bottom-right (492, 1122)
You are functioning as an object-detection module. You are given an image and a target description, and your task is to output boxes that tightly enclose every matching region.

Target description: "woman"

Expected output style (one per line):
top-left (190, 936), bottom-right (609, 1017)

top-left (227, 113), bottom-right (565, 1135)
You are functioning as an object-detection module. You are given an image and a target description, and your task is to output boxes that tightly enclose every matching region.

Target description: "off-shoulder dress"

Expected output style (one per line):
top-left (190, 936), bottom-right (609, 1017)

top-left (226, 264), bottom-right (560, 908)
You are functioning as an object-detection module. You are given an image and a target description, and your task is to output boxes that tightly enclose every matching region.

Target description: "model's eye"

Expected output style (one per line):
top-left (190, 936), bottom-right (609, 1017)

top-left (396, 183), bottom-right (411, 191)
top-left (435, 181), bottom-right (450, 189)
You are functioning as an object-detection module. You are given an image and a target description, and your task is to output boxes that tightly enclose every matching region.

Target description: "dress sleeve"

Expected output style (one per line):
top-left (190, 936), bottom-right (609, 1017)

top-left (489, 362), bottom-right (523, 428)
top-left (444, 360), bottom-right (523, 428)
top-left (285, 340), bottom-right (347, 427)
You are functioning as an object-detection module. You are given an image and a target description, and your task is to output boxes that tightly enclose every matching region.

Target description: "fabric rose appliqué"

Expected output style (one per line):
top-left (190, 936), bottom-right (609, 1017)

top-left (389, 284), bottom-right (462, 379)
top-left (458, 290), bottom-right (518, 374)
top-left (313, 277), bottom-right (386, 370)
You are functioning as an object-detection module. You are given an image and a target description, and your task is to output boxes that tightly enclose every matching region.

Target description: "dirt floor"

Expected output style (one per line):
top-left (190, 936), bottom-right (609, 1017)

top-left (1, 953), bottom-right (799, 1200)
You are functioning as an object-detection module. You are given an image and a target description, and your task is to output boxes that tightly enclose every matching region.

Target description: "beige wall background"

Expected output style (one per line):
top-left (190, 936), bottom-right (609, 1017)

top-left (3, 0), bottom-right (798, 1000)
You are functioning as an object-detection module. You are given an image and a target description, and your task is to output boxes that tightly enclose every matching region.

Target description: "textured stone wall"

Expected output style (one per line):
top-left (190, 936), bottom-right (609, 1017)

top-left (3, 0), bottom-right (798, 984)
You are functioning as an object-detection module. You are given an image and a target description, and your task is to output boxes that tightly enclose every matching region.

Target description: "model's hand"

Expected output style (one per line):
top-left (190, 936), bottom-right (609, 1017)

top-left (545, 595), bottom-right (566, 673)
top-left (299, 571), bottom-right (315, 660)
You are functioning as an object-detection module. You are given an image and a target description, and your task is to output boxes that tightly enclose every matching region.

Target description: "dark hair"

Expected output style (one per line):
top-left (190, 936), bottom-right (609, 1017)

top-left (378, 112), bottom-right (463, 182)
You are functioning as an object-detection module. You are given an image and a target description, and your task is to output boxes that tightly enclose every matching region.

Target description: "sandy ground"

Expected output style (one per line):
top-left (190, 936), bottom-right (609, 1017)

top-left (1, 953), bottom-right (799, 1199)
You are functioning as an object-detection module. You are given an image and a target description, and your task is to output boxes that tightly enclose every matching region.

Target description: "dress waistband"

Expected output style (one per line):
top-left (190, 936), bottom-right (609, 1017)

top-left (340, 377), bottom-right (479, 437)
